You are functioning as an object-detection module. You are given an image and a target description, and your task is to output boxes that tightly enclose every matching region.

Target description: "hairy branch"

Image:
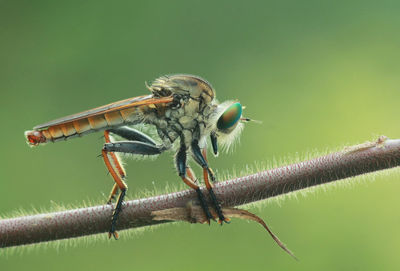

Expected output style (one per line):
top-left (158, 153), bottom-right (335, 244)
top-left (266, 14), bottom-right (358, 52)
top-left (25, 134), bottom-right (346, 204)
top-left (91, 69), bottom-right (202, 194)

top-left (1, 136), bottom-right (400, 248)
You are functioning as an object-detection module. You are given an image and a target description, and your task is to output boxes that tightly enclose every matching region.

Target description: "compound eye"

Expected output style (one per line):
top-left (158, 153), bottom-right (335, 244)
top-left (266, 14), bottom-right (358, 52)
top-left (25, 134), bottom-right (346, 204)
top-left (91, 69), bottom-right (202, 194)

top-left (217, 102), bottom-right (242, 130)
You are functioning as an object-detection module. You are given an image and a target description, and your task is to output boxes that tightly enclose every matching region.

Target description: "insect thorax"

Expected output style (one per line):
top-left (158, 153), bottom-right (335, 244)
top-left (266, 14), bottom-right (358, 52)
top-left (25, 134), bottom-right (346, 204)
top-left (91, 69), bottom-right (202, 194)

top-left (141, 74), bottom-right (217, 149)
top-left (143, 93), bottom-right (216, 149)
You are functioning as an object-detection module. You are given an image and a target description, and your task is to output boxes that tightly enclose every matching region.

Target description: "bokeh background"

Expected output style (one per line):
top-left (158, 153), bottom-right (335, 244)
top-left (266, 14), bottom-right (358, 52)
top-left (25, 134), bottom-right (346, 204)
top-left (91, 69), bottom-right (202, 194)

top-left (1, 0), bottom-right (400, 270)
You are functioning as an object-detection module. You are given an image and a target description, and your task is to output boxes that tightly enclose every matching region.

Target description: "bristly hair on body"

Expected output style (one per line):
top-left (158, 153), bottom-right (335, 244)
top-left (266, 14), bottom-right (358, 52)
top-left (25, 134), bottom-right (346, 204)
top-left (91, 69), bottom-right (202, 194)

top-left (23, 74), bottom-right (253, 239)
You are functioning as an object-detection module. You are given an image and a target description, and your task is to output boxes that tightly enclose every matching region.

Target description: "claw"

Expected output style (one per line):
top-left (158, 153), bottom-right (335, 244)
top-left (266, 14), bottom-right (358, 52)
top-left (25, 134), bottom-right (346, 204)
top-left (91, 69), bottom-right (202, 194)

top-left (108, 231), bottom-right (119, 240)
top-left (205, 215), bottom-right (217, 225)
top-left (205, 213), bottom-right (216, 225)
top-left (218, 217), bottom-right (231, 225)
top-left (195, 188), bottom-right (214, 223)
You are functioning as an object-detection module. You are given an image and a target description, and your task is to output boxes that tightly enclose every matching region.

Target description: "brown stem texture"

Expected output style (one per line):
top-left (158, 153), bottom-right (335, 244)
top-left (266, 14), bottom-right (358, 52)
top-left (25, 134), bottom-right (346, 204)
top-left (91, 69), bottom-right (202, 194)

top-left (1, 136), bottom-right (399, 248)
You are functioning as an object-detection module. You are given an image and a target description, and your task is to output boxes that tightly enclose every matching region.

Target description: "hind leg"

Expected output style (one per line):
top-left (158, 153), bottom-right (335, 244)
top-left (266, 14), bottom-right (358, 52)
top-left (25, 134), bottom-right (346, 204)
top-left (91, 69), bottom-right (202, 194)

top-left (105, 127), bottom-right (160, 203)
top-left (102, 127), bottom-right (165, 239)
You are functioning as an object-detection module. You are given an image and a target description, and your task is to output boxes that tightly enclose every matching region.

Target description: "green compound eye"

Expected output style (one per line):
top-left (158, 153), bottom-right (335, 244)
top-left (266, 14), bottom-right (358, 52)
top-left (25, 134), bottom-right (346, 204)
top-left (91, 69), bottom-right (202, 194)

top-left (217, 102), bottom-right (242, 130)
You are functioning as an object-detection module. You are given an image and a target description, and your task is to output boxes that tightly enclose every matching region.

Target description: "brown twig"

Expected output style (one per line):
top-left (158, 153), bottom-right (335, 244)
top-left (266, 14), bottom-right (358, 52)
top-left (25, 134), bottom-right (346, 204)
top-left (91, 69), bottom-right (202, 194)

top-left (1, 136), bottom-right (399, 248)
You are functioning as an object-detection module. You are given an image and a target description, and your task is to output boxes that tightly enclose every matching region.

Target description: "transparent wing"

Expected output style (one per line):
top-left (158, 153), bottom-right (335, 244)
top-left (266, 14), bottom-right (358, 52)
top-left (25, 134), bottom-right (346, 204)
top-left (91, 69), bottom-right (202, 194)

top-left (34, 95), bottom-right (173, 130)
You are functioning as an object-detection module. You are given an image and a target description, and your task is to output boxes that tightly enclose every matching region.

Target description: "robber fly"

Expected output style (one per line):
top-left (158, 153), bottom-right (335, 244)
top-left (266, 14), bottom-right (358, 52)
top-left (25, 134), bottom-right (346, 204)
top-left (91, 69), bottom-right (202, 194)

top-left (25, 74), bottom-right (250, 239)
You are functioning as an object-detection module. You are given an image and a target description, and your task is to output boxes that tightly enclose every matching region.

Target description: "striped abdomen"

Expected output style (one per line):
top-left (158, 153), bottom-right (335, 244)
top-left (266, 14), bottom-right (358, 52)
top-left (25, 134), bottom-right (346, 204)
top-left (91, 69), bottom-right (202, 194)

top-left (25, 95), bottom-right (173, 146)
top-left (26, 112), bottom-right (127, 145)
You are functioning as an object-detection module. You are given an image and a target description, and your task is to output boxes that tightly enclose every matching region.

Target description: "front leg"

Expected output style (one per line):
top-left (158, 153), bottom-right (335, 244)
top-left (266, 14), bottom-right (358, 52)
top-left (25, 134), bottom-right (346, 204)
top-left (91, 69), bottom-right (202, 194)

top-left (191, 140), bottom-right (230, 224)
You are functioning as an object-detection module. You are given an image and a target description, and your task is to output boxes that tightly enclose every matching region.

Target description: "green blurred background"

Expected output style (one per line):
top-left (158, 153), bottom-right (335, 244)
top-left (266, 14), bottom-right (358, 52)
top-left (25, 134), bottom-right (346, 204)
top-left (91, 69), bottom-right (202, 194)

top-left (1, 0), bottom-right (400, 270)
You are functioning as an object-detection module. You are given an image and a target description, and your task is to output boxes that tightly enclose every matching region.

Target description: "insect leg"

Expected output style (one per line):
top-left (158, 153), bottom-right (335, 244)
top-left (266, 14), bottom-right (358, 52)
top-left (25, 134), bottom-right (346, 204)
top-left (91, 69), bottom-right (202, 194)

top-left (191, 140), bottom-right (230, 224)
top-left (102, 147), bottom-right (128, 239)
top-left (106, 127), bottom-right (160, 203)
top-left (103, 141), bottom-right (165, 155)
top-left (104, 131), bottom-right (127, 204)
top-left (210, 132), bottom-right (218, 155)
top-left (107, 184), bottom-right (119, 204)
top-left (186, 166), bottom-right (198, 185)
top-left (109, 127), bottom-right (157, 145)
top-left (176, 142), bottom-right (213, 224)
top-left (103, 137), bottom-right (166, 239)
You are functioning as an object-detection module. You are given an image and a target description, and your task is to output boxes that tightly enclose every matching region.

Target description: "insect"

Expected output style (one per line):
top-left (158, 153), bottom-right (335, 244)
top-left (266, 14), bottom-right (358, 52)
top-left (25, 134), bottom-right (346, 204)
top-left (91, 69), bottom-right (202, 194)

top-left (25, 74), bottom-right (250, 239)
